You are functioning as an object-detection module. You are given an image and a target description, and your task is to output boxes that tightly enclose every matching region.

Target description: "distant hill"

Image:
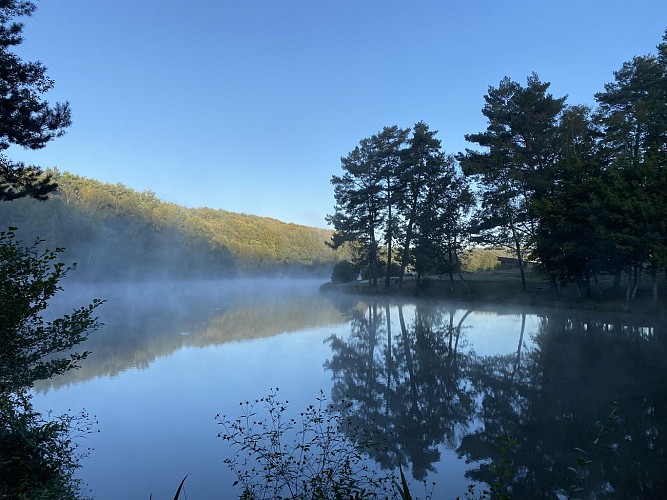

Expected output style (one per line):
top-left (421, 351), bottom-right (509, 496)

top-left (0, 170), bottom-right (348, 280)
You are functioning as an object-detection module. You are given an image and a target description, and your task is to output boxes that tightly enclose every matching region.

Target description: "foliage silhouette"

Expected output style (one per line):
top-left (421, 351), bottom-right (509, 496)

top-left (217, 388), bottom-right (402, 499)
top-left (1, 228), bottom-right (101, 497)
top-left (0, 1), bottom-right (71, 201)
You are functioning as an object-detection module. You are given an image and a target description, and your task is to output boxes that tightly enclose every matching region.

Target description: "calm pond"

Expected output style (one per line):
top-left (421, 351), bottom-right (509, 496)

top-left (33, 279), bottom-right (667, 499)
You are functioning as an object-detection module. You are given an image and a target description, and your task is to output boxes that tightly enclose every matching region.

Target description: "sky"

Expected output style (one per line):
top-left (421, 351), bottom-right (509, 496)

top-left (8, 0), bottom-right (667, 228)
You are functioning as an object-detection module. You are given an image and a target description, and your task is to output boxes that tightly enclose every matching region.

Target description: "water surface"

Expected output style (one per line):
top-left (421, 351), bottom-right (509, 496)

top-left (33, 279), bottom-right (667, 498)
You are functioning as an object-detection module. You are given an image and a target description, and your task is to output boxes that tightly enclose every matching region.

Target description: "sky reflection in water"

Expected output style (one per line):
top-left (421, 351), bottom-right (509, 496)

top-left (32, 280), bottom-right (667, 498)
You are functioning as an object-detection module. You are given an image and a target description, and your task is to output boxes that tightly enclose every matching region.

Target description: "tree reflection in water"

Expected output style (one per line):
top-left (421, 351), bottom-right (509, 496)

top-left (325, 301), bottom-right (667, 497)
top-left (325, 301), bottom-right (476, 481)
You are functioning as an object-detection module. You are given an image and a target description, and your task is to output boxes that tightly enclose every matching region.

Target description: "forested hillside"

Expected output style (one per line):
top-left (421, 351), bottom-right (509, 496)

top-left (0, 170), bottom-right (347, 280)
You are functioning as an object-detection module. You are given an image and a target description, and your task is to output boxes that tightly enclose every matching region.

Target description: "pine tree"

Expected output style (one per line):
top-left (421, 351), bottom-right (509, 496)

top-left (594, 33), bottom-right (667, 302)
top-left (460, 74), bottom-right (565, 291)
top-left (396, 122), bottom-right (444, 287)
top-left (327, 138), bottom-right (384, 286)
top-left (0, 1), bottom-right (71, 201)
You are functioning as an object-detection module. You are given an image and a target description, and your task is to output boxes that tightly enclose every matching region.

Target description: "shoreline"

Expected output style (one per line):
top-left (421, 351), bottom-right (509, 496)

top-left (320, 271), bottom-right (667, 320)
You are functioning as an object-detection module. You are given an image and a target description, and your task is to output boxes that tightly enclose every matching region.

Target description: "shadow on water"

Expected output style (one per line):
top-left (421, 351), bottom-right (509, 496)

top-left (324, 299), bottom-right (667, 498)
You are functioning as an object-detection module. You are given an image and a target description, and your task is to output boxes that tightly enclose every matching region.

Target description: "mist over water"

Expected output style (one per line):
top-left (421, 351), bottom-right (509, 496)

top-left (39, 278), bottom-right (341, 391)
top-left (32, 280), bottom-right (667, 498)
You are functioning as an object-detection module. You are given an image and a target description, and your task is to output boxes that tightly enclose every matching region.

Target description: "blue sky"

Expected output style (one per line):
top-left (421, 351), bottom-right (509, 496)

top-left (9, 0), bottom-right (667, 228)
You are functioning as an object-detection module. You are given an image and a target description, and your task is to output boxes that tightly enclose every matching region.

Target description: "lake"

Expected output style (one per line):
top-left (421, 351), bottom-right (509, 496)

top-left (32, 279), bottom-right (667, 498)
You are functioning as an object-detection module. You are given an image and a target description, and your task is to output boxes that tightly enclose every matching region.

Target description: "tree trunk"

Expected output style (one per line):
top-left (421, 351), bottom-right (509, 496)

top-left (398, 227), bottom-right (413, 287)
top-left (368, 233), bottom-right (378, 287)
top-left (454, 252), bottom-right (471, 291)
top-left (385, 181), bottom-right (392, 288)
top-left (625, 265), bottom-right (641, 304)
top-left (631, 264), bottom-right (642, 300)
top-left (385, 235), bottom-right (392, 287)
top-left (447, 244), bottom-right (455, 292)
top-left (367, 247), bottom-right (373, 286)
top-left (398, 197), bottom-right (418, 288)
top-left (592, 271), bottom-right (605, 298)
top-left (614, 268), bottom-right (622, 288)
top-left (511, 227), bottom-right (527, 292)
top-left (631, 265), bottom-right (641, 301)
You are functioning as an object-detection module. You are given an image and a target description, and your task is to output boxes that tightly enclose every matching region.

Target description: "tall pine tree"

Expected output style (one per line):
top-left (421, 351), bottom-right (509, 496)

top-left (0, 1), bottom-right (71, 201)
top-left (459, 74), bottom-right (565, 291)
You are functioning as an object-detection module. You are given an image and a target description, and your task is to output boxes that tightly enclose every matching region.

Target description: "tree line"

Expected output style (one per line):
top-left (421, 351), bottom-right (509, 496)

top-left (328, 30), bottom-right (667, 303)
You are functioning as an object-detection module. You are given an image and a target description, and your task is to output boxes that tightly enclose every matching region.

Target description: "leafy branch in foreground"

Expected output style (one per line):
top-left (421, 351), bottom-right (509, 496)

top-left (1, 228), bottom-right (102, 497)
top-left (558, 402), bottom-right (621, 500)
top-left (216, 388), bottom-right (408, 499)
top-left (488, 434), bottom-right (517, 499)
top-left (0, 391), bottom-right (96, 499)
top-left (0, 228), bottom-right (103, 393)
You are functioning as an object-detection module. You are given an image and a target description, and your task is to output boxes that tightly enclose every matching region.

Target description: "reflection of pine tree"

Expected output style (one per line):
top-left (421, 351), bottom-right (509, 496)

top-left (325, 301), bottom-right (476, 480)
top-left (328, 301), bottom-right (667, 495)
top-left (458, 313), bottom-right (536, 496)
top-left (458, 314), bottom-right (667, 498)
top-left (326, 303), bottom-right (392, 468)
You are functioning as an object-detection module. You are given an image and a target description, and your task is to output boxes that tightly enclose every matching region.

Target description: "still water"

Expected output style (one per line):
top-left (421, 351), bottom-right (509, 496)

top-left (33, 279), bottom-right (667, 498)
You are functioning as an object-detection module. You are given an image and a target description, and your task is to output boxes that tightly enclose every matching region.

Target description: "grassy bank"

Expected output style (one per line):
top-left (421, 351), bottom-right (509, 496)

top-left (321, 269), bottom-right (667, 316)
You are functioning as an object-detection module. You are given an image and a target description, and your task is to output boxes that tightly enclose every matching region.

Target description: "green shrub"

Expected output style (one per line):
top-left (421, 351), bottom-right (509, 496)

top-left (331, 260), bottom-right (361, 283)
